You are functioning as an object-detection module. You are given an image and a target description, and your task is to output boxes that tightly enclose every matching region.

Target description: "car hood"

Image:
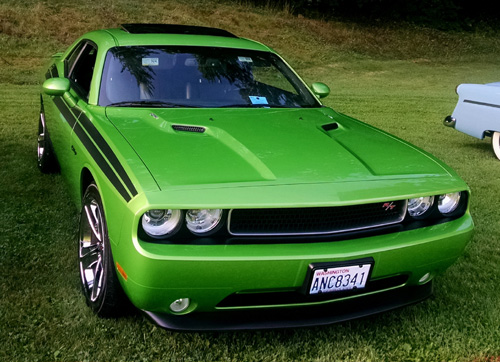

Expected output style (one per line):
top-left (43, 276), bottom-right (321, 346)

top-left (105, 107), bottom-right (451, 190)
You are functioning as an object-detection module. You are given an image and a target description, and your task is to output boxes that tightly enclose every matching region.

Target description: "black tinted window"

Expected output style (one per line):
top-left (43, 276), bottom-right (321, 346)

top-left (69, 43), bottom-right (97, 99)
top-left (66, 42), bottom-right (85, 76)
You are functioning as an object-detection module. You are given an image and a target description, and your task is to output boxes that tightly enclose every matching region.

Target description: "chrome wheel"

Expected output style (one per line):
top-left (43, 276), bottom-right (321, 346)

top-left (37, 112), bottom-right (46, 166)
top-left (79, 188), bottom-right (106, 303)
top-left (78, 183), bottom-right (131, 317)
top-left (36, 110), bottom-right (58, 173)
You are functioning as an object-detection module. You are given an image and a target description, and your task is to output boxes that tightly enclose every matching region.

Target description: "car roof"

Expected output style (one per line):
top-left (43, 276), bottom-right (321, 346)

top-left (92, 24), bottom-right (273, 53)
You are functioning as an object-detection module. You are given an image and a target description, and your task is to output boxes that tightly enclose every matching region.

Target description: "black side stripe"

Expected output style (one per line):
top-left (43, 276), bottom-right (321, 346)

top-left (464, 99), bottom-right (500, 109)
top-left (78, 113), bottom-right (138, 197)
top-left (73, 121), bottom-right (132, 202)
top-left (53, 97), bottom-right (134, 202)
top-left (54, 97), bottom-right (77, 128)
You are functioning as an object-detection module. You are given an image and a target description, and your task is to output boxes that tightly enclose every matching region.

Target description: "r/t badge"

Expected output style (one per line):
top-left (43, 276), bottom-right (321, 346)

top-left (382, 202), bottom-right (396, 211)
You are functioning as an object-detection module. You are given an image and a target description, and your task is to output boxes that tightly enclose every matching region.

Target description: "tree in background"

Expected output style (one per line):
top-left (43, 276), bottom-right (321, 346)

top-left (241, 0), bottom-right (500, 30)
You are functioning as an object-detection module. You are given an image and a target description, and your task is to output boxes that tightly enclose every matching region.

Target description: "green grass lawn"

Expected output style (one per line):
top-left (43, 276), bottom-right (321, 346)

top-left (2, 1), bottom-right (500, 361)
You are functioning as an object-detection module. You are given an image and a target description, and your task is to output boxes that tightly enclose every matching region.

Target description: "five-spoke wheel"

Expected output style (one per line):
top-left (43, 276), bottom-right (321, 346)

top-left (78, 183), bottom-right (129, 317)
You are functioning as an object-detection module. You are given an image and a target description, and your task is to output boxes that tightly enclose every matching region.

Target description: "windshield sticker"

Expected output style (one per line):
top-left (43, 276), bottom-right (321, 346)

top-left (249, 96), bottom-right (268, 105)
top-left (142, 58), bottom-right (159, 66)
top-left (238, 56), bottom-right (253, 63)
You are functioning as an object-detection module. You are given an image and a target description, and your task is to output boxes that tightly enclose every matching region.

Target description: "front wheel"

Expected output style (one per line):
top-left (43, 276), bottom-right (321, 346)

top-left (492, 132), bottom-right (500, 160)
top-left (78, 182), bottom-right (130, 317)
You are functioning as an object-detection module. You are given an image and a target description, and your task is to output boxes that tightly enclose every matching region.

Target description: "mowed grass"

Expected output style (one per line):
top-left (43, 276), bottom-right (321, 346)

top-left (1, 1), bottom-right (500, 361)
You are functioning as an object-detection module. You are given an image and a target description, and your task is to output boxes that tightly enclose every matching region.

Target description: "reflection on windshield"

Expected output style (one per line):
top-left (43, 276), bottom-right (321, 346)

top-left (99, 46), bottom-right (320, 108)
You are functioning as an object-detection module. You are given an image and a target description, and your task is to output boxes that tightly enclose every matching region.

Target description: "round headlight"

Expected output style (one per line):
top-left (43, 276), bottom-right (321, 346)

top-left (142, 209), bottom-right (182, 238)
top-left (438, 192), bottom-right (461, 215)
top-left (185, 209), bottom-right (223, 235)
top-left (407, 196), bottom-right (434, 218)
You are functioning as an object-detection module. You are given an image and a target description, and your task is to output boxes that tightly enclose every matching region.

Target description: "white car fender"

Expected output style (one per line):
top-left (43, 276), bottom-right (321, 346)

top-left (451, 83), bottom-right (500, 139)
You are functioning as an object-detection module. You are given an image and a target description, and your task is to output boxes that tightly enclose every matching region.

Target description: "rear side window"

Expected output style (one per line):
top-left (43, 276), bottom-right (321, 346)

top-left (69, 43), bottom-right (98, 100)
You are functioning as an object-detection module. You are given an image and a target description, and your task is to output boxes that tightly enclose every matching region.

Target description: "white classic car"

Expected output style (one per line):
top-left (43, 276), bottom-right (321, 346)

top-left (445, 82), bottom-right (500, 159)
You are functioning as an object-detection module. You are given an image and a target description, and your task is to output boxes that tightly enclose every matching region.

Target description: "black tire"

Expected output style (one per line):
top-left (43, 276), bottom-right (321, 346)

top-left (78, 182), bottom-right (131, 317)
top-left (37, 112), bottom-right (58, 173)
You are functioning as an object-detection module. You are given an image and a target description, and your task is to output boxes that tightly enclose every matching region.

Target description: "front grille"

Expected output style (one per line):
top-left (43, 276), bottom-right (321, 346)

top-left (217, 274), bottom-right (409, 308)
top-left (228, 201), bottom-right (407, 236)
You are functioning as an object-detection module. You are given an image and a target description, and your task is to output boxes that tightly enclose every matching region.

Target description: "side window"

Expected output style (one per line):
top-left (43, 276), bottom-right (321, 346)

top-left (69, 43), bottom-right (98, 100)
top-left (45, 64), bottom-right (58, 80)
top-left (65, 42), bottom-right (86, 77)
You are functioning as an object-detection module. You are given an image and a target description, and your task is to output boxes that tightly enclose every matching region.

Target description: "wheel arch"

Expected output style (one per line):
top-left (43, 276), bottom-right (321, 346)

top-left (79, 166), bottom-right (113, 222)
top-left (80, 167), bottom-right (95, 201)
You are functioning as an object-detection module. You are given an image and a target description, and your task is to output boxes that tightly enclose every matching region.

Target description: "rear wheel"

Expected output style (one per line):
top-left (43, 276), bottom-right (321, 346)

top-left (37, 112), bottom-right (58, 173)
top-left (78, 182), bottom-right (130, 317)
top-left (492, 132), bottom-right (500, 160)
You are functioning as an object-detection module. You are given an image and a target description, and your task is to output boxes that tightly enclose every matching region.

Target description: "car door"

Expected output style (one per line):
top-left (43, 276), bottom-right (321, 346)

top-left (64, 41), bottom-right (99, 191)
top-left (42, 41), bottom-right (87, 174)
top-left (44, 40), bottom-right (98, 201)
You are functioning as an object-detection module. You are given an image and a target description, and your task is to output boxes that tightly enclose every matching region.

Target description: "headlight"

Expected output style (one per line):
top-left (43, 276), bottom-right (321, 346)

top-left (185, 209), bottom-right (223, 235)
top-left (438, 192), bottom-right (462, 215)
top-left (141, 209), bottom-right (182, 238)
top-left (407, 196), bottom-right (434, 218)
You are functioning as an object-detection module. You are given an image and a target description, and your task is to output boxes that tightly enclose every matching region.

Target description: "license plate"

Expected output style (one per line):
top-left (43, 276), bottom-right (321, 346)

top-left (309, 264), bottom-right (372, 295)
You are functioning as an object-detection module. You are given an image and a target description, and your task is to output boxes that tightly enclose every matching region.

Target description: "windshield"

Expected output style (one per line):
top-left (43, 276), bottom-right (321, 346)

top-left (99, 46), bottom-right (320, 108)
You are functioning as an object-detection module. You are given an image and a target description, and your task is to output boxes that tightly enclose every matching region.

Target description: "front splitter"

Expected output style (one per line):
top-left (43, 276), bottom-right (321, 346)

top-left (142, 282), bottom-right (433, 331)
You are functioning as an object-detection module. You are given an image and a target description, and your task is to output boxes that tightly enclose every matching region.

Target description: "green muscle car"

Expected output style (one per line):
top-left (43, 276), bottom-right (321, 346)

top-left (38, 24), bottom-right (474, 330)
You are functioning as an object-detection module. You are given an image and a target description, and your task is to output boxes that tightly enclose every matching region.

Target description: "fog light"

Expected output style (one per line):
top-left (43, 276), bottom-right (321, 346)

top-left (170, 298), bottom-right (190, 313)
top-left (419, 272), bottom-right (432, 284)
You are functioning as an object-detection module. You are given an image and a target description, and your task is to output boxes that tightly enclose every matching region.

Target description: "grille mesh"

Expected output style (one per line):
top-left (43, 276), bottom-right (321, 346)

top-left (228, 201), bottom-right (406, 236)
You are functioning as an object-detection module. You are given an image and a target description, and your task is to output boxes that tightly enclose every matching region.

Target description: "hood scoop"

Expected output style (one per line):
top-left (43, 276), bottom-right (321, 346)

top-left (172, 125), bottom-right (206, 133)
top-left (322, 122), bottom-right (339, 131)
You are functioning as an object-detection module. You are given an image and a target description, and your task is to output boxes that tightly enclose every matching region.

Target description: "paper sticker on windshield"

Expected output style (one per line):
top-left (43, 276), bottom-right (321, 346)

top-left (238, 56), bottom-right (253, 63)
top-left (249, 96), bottom-right (268, 105)
top-left (142, 58), bottom-right (159, 66)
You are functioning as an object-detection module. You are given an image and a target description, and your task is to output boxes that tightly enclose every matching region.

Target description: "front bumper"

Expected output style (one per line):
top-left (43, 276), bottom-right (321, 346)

top-left (112, 212), bottom-right (473, 330)
top-left (143, 282), bottom-right (432, 331)
top-left (443, 115), bottom-right (457, 128)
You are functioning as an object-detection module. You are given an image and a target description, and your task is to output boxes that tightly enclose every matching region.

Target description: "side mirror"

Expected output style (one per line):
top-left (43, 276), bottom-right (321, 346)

top-left (42, 77), bottom-right (77, 107)
top-left (42, 77), bottom-right (70, 97)
top-left (311, 82), bottom-right (330, 99)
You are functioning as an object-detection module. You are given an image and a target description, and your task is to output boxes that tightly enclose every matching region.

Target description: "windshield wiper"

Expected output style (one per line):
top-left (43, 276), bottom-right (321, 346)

top-left (218, 104), bottom-right (291, 108)
top-left (107, 101), bottom-right (198, 108)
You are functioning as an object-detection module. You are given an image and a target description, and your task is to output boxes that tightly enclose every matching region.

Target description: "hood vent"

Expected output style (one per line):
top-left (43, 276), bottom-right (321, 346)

top-left (322, 122), bottom-right (338, 131)
top-left (172, 125), bottom-right (206, 133)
